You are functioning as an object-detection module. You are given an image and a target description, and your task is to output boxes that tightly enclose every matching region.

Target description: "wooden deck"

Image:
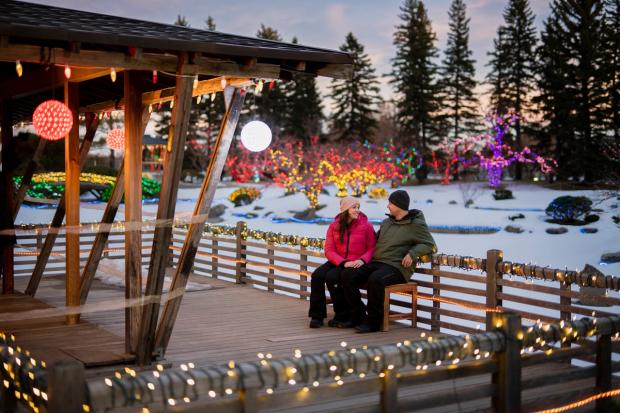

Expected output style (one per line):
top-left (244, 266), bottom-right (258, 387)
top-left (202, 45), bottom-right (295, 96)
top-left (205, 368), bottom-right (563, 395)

top-left (2, 275), bottom-right (430, 372)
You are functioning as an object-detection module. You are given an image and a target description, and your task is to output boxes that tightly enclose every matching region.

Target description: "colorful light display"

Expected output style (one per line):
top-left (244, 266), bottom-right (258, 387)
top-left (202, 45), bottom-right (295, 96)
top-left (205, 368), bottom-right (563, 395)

top-left (32, 100), bottom-right (73, 141)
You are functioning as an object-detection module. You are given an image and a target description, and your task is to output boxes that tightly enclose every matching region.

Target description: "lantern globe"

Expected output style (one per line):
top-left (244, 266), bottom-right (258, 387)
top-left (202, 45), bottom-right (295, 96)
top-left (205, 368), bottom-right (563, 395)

top-left (240, 121), bottom-right (272, 152)
top-left (32, 100), bottom-right (73, 141)
top-left (106, 128), bottom-right (125, 151)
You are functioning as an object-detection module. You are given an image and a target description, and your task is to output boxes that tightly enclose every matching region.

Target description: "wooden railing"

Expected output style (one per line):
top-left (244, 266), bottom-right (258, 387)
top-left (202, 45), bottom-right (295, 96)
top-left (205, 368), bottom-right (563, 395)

top-left (7, 220), bottom-right (620, 412)
top-left (3, 314), bottom-right (620, 413)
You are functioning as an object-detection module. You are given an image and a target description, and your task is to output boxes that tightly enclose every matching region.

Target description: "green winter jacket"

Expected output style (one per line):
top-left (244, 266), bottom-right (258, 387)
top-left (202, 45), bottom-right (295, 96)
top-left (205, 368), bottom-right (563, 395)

top-left (373, 209), bottom-right (437, 278)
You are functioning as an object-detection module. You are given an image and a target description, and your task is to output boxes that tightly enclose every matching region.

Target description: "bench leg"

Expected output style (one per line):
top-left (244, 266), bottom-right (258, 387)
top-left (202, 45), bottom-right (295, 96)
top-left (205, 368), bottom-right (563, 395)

top-left (411, 287), bottom-right (417, 328)
top-left (382, 289), bottom-right (390, 332)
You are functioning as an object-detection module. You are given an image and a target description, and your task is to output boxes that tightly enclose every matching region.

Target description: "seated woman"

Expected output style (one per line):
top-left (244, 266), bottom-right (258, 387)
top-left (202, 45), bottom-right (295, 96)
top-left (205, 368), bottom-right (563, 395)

top-left (308, 196), bottom-right (376, 328)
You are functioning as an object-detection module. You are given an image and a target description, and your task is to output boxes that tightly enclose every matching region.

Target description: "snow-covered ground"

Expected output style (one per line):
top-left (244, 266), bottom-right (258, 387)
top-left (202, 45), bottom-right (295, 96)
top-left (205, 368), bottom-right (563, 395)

top-left (15, 181), bottom-right (620, 276)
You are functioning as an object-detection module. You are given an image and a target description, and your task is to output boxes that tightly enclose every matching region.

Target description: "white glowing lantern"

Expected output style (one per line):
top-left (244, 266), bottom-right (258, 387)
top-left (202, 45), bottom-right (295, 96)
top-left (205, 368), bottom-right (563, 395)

top-left (240, 121), bottom-right (272, 152)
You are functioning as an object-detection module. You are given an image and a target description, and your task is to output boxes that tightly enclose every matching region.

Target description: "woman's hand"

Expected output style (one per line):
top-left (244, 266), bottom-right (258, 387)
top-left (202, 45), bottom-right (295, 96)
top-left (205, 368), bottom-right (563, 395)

top-left (344, 259), bottom-right (364, 269)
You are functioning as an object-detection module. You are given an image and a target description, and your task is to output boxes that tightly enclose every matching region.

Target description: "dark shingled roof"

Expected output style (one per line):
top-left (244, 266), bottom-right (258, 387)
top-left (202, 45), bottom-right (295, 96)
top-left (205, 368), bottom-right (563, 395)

top-left (0, 0), bottom-right (352, 65)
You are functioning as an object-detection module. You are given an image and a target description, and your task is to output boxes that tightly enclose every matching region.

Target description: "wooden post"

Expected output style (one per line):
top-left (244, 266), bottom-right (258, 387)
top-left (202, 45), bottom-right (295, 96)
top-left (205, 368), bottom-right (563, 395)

top-left (154, 87), bottom-right (245, 356)
top-left (136, 54), bottom-right (194, 365)
top-left (267, 241), bottom-right (274, 292)
top-left (486, 249), bottom-right (504, 331)
top-left (47, 361), bottom-right (85, 413)
top-left (431, 261), bottom-right (441, 332)
top-left (0, 99), bottom-right (15, 294)
top-left (13, 138), bottom-right (47, 220)
top-left (64, 82), bottom-right (81, 325)
top-left (300, 245), bottom-right (308, 299)
top-left (124, 70), bottom-right (144, 353)
top-left (491, 311), bottom-right (521, 413)
top-left (25, 114), bottom-right (99, 297)
top-left (380, 368), bottom-right (398, 413)
top-left (240, 386), bottom-right (258, 413)
top-left (595, 333), bottom-right (612, 413)
top-left (211, 238), bottom-right (219, 278)
top-left (235, 221), bottom-right (247, 284)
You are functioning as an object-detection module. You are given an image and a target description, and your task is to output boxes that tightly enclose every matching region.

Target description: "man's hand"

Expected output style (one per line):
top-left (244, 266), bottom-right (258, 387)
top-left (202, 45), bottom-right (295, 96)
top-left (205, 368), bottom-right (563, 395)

top-left (402, 254), bottom-right (413, 268)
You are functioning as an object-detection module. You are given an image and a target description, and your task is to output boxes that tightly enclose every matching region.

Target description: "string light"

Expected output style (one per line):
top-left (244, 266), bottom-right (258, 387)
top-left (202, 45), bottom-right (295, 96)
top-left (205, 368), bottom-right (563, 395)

top-left (211, 92), bottom-right (216, 101)
top-left (152, 70), bottom-right (158, 84)
top-left (221, 77), bottom-right (227, 88)
top-left (64, 64), bottom-right (71, 79)
top-left (110, 67), bottom-right (116, 82)
top-left (193, 75), bottom-right (199, 89)
top-left (16, 60), bottom-right (23, 77)
top-left (256, 79), bottom-right (264, 93)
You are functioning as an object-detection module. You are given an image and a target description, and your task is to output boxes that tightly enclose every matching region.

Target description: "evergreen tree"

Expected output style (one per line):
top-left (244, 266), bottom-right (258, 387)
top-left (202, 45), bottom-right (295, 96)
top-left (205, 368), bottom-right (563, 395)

top-left (174, 15), bottom-right (190, 27)
top-left (535, 0), bottom-right (608, 181)
top-left (329, 32), bottom-right (382, 142)
top-left (485, 0), bottom-right (538, 179)
top-left (389, 0), bottom-right (440, 152)
top-left (284, 37), bottom-right (324, 142)
top-left (253, 25), bottom-right (289, 138)
top-left (205, 16), bottom-right (216, 30)
top-left (437, 0), bottom-right (479, 140)
top-left (603, 0), bottom-right (620, 143)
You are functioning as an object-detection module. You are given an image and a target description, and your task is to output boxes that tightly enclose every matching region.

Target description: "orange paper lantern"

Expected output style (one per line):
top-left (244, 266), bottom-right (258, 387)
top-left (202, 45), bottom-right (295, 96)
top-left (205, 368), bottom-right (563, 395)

top-left (32, 100), bottom-right (73, 141)
top-left (106, 128), bottom-right (125, 151)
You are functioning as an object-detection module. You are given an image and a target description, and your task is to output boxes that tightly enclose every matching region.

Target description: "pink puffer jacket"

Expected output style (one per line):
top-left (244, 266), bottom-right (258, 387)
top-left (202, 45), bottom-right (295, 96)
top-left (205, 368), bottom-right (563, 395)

top-left (324, 212), bottom-right (376, 265)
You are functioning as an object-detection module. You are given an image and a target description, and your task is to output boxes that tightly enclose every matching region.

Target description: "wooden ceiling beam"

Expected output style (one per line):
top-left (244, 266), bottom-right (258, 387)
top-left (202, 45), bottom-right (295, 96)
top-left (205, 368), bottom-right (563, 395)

top-left (79, 76), bottom-right (253, 113)
top-left (0, 44), bottom-right (282, 79)
top-left (0, 66), bottom-right (121, 99)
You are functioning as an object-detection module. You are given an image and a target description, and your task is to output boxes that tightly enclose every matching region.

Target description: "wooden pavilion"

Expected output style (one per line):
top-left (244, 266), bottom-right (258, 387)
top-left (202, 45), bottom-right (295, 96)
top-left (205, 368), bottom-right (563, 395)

top-left (0, 0), bottom-right (352, 366)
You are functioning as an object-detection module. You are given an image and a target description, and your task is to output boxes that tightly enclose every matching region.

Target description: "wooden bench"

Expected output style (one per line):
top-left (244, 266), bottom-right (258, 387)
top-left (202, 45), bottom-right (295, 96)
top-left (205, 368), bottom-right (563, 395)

top-left (382, 282), bottom-right (417, 332)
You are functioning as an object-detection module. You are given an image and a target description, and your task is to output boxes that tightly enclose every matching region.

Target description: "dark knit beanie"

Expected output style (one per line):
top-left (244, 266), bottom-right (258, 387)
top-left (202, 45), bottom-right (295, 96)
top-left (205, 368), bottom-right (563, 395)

top-left (388, 190), bottom-right (410, 211)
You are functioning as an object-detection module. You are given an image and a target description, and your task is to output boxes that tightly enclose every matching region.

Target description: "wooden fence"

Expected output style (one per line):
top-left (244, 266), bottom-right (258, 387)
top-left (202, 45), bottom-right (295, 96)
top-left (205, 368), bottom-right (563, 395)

top-left (5, 220), bottom-right (620, 412)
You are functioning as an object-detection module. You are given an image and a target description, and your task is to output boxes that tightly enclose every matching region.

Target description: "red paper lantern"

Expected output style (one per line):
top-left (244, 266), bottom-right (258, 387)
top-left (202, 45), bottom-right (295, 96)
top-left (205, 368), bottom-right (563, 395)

top-left (32, 99), bottom-right (73, 141)
top-left (106, 128), bottom-right (125, 151)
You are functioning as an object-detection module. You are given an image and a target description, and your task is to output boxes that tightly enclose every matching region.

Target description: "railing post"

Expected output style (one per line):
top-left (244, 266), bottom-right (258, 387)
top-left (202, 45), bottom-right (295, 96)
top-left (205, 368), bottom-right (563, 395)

top-left (267, 241), bottom-right (275, 292)
top-left (431, 261), bottom-right (440, 332)
top-left (486, 249), bottom-right (504, 331)
top-left (0, 374), bottom-right (17, 413)
top-left (47, 360), bottom-right (85, 413)
top-left (211, 238), bottom-right (219, 279)
top-left (596, 333), bottom-right (612, 413)
top-left (235, 221), bottom-right (246, 284)
top-left (380, 368), bottom-right (398, 413)
top-left (300, 245), bottom-right (308, 299)
top-left (240, 386), bottom-right (259, 413)
top-left (491, 311), bottom-right (521, 413)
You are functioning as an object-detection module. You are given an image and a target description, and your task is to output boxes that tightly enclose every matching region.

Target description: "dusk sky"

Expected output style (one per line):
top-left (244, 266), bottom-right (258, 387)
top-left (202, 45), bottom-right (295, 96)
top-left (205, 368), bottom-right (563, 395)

top-left (29, 0), bottom-right (552, 113)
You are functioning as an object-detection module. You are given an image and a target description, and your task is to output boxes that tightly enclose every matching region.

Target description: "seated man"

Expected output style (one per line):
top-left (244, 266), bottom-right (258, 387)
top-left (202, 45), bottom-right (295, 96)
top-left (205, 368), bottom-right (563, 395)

top-left (342, 190), bottom-right (437, 333)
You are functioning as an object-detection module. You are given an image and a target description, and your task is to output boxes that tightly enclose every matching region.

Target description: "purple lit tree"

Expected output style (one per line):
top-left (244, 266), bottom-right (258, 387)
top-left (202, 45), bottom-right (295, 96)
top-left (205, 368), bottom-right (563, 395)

top-left (477, 110), bottom-right (556, 188)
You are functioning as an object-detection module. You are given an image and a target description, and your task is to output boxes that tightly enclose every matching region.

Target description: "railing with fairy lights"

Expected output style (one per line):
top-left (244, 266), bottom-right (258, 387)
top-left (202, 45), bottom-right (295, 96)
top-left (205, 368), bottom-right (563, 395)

top-left (2, 314), bottom-right (620, 412)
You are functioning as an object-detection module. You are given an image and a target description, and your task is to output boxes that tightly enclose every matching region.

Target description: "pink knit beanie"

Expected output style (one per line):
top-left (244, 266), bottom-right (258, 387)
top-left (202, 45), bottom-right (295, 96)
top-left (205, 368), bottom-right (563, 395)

top-left (339, 196), bottom-right (359, 213)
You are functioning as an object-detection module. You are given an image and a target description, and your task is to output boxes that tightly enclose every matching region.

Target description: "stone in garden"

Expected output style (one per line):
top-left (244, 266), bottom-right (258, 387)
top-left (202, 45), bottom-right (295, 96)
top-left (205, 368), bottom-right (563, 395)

top-left (580, 227), bottom-right (598, 234)
top-left (601, 252), bottom-right (620, 264)
top-left (426, 199), bottom-right (433, 204)
top-left (546, 227), bottom-right (567, 234)
top-left (294, 208), bottom-right (319, 221)
top-left (508, 213), bottom-right (525, 221)
top-left (253, 205), bottom-right (264, 210)
top-left (208, 204), bottom-right (227, 218)
top-left (449, 200), bottom-right (457, 205)
top-left (504, 225), bottom-right (524, 234)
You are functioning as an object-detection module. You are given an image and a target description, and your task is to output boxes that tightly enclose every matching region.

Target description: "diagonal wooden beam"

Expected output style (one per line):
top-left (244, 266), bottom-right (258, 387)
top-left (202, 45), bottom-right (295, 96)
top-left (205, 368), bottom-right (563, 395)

top-left (80, 108), bottom-right (150, 306)
top-left (24, 113), bottom-right (99, 297)
top-left (136, 54), bottom-right (196, 365)
top-left (153, 87), bottom-right (245, 356)
top-left (13, 138), bottom-right (46, 220)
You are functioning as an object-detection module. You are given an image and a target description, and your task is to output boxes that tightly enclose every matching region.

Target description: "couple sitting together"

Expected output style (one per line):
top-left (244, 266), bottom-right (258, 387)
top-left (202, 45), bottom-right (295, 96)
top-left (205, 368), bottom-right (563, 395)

top-left (308, 190), bottom-right (437, 333)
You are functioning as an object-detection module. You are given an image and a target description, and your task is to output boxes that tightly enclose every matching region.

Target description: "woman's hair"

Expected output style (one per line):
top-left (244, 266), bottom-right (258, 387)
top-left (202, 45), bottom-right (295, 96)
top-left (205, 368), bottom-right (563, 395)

top-left (338, 210), bottom-right (353, 243)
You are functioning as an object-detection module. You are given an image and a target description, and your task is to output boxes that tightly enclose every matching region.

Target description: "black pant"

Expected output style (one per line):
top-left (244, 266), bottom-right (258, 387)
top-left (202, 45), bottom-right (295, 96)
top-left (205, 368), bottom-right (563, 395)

top-left (308, 261), bottom-right (349, 321)
top-left (342, 261), bottom-right (406, 328)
